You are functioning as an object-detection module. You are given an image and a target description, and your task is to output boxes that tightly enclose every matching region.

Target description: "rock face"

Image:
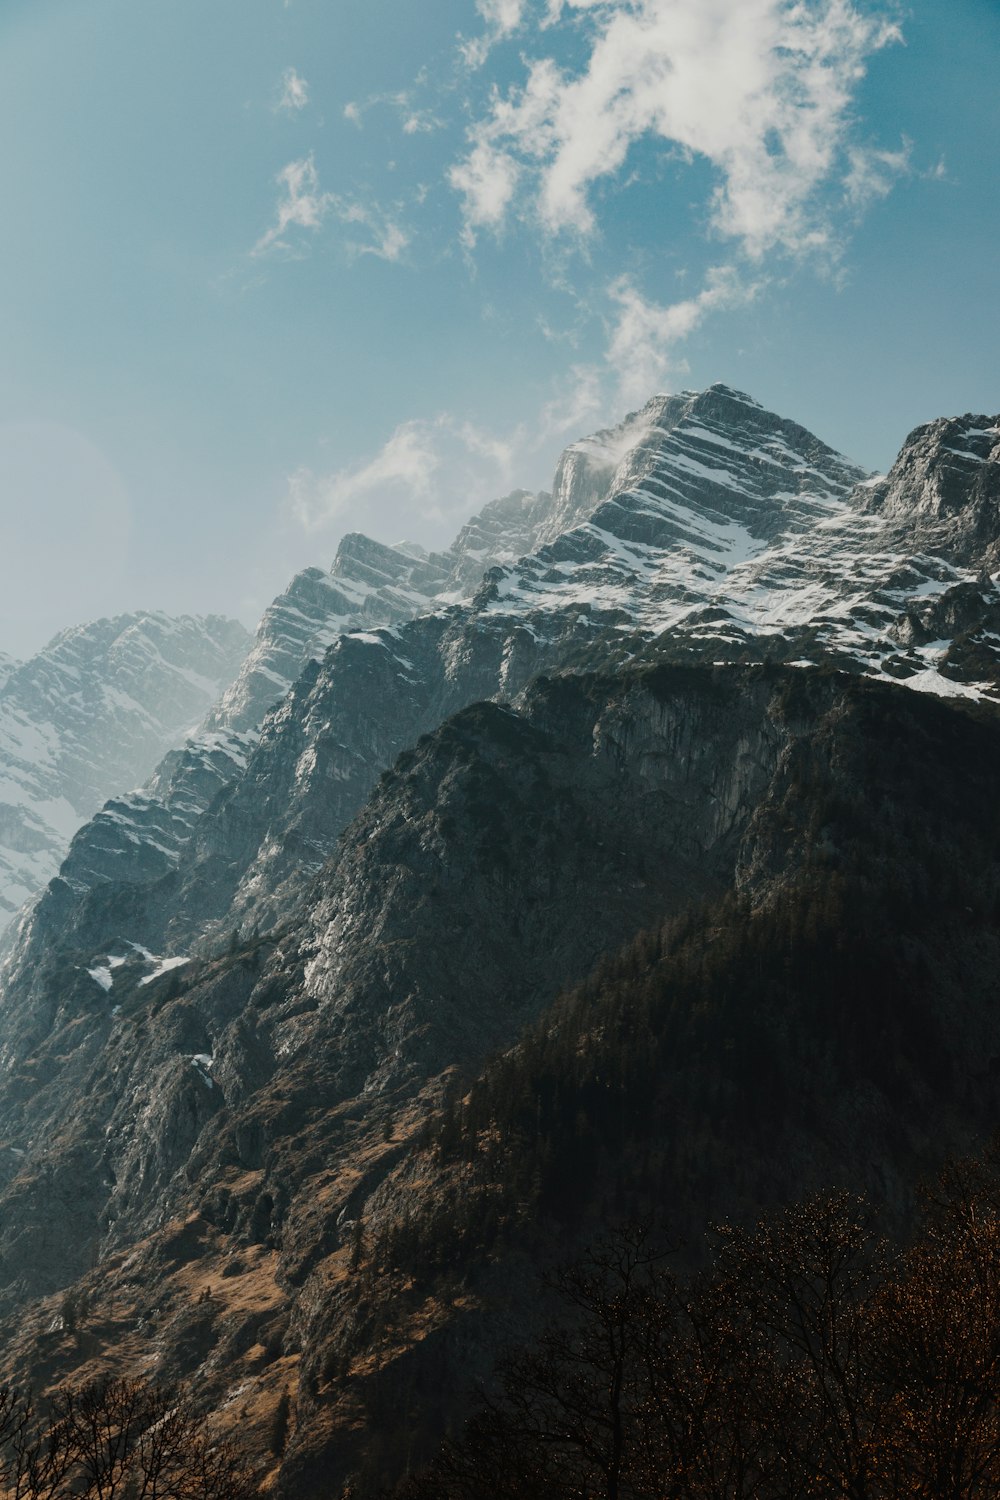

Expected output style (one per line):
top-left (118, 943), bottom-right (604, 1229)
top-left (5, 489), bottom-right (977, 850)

top-left (0, 613), bottom-right (249, 931)
top-left (1, 668), bottom-right (1000, 1497)
top-left (0, 384), bottom-right (1000, 1495)
top-left (860, 412), bottom-right (1000, 549)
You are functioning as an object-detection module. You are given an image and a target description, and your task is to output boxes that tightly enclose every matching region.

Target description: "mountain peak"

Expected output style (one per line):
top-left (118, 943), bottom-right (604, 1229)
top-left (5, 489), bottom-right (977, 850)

top-left (859, 407), bottom-right (1000, 557)
top-left (700, 381), bottom-right (764, 407)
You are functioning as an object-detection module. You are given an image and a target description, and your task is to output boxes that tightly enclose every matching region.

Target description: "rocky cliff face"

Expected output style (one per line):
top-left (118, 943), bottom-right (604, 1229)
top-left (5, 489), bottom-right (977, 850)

top-left (0, 669), bottom-right (931, 1290)
top-left (860, 412), bottom-right (1000, 547)
top-left (0, 613), bottom-right (249, 931)
top-left (0, 667), bottom-right (787, 1305)
top-left (1, 385), bottom-right (1000, 1495)
top-left (0, 667), bottom-right (999, 1497)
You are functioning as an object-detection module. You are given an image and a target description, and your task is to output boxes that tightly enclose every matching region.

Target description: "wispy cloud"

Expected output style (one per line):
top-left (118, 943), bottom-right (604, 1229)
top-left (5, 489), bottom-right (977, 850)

top-left (253, 155), bottom-right (333, 257)
top-left (288, 414), bottom-right (520, 537)
top-left (452, 0), bottom-right (902, 259)
top-left (276, 66), bottom-right (309, 113)
top-left (449, 144), bottom-right (521, 246)
top-left (844, 141), bottom-right (911, 211)
top-left (337, 201), bottom-right (410, 262)
top-left (459, 0), bottom-right (528, 68)
top-left (402, 109), bottom-right (440, 135)
top-left (286, 349), bottom-right (656, 549)
top-left (606, 267), bottom-right (759, 405)
top-left (535, 363), bottom-right (604, 445)
top-left (340, 89), bottom-right (442, 136)
top-left (252, 155), bottom-right (408, 262)
top-left (290, 422), bottom-right (442, 529)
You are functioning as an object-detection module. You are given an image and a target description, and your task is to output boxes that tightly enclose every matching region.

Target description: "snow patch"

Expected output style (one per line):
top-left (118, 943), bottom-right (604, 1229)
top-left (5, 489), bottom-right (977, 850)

top-left (139, 955), bottom-right (190, 986)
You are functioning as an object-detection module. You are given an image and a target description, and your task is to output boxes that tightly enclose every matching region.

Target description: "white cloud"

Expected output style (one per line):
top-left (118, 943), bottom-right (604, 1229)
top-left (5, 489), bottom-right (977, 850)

top-left (448, 144), bottom-right (521, 246)
top-left (337, 200), bottom-right (410, 262)
top-left (479, 0), bottom-right (526, 27)
top-left (452, 0), bottom-right (902, 259)
top-left (460, 0), bottom-right (528, 68)
top-left (253, 155), bottom-right (333, 257)
top-left (844, 141), bottom-right (911, 210)
top-left (606, 266), bottom-right (757, 405)
top-left (339, 90), bottom-right (441, 137)
top-left (276, 66), bottom-right (309, 112)
top-left (402, 110), bottom-right (440, 135)
top-left (252, 156), bottom-right (408, 262)
top-left (289, 422), bottom-right (442, 530)
top-left (536, 363), bottom-right (605, 445)
top-left (288, 415), bottom-right (524, 539)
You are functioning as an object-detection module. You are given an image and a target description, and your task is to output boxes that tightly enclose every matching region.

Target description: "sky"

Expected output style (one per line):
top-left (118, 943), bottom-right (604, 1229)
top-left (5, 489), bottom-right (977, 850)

top-left (0, 0), bottom-right (997, 658)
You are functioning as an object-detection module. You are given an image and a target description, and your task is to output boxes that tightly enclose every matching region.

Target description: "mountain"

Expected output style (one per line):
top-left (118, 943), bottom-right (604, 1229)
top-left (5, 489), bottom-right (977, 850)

top-left (474, 385), bottom-right (1000, 696)
top-left (1, 666), bottom-right (1000, 1495)
top-left (0, 613), bottom-right (250, 933)
top-left (0, 384), bottom-right (997, 1495)
top-left (16, 383), bottom-right (999, 965)
top-left (28, 463), bottom-right (620, 953)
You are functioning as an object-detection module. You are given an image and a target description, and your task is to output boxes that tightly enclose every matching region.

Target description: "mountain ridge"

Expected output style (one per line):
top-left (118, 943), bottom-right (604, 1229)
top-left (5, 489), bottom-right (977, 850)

top-left (0, 384), bottom-right (999, 1495)
top-left (6, 385), bottom-right (999, 1000)
top-left (0, 611), bottom-right (250, 932)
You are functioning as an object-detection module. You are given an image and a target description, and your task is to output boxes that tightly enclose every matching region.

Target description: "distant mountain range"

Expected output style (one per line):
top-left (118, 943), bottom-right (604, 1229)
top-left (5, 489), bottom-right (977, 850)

top-left (0, 384), bottom-right (997, 1497)
top-left (0, 614), bottom-right (249, 931)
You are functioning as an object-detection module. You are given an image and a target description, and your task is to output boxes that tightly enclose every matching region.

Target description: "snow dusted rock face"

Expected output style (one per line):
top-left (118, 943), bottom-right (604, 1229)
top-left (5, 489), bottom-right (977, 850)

top-left (8, 385), bottom-right (1000, 979)
top-left (475, 383), bottom-right (866, 631)
top-left (859, 413), bottom-right (1000, 551)
top-left (11, 499), bottom-right (569, 949)
top-left (0, 613), bottom-right (249, 931)
top-left (206, 545), bottom-right (453, 738)
top-left (471, 387), bottom-right (1000, 702)
top-left (445, 490), bottom-right (553, 593)
top-left (206, 496), bottom-right (586, 742)
top-left (0, 478), bottom-right (590, 959)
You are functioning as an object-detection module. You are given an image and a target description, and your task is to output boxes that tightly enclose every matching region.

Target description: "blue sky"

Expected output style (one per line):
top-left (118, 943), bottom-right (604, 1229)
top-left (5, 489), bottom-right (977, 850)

top-left (0, 0), bottom-right (997, 656)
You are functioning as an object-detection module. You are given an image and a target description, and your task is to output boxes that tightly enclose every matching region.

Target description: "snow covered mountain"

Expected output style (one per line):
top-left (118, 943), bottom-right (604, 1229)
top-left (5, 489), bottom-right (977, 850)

top-left (472, 384), bottom-right (1000, 698)
top-left (0, 613), bottom-right (249, 929)
top-left (8, 384), bottom-right (999, 961)
top-left (0, 481), bottom-right (600, 941)
top-left (0, 384), bottom-right (999, 1495)
top-left (44, 478), bottom-right (612, 913)
top-left (205, 478), bottom-right (614, 738)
